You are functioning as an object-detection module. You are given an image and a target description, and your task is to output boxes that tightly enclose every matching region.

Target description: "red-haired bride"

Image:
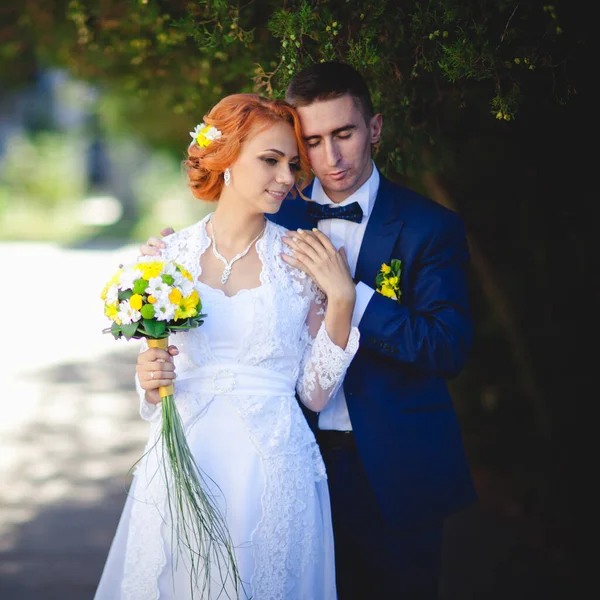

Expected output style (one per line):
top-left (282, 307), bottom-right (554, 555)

top-left (94, 94), bottom-right (358, 600)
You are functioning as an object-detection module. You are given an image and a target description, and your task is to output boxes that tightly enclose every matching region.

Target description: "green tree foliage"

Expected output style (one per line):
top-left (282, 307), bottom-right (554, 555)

top-left (264, 1), bottom-right (574, 174)
top-left (1, 0), bottom-right (575, 172)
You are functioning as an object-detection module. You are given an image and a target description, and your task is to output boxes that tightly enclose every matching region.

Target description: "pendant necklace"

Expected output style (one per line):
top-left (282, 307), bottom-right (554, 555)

top-left (209, 215), bottom-right (266, 284)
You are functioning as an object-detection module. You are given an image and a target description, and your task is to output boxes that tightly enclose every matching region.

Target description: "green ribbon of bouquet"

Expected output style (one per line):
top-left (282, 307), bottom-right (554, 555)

top-left (147, 337), bottom-right (243, 599)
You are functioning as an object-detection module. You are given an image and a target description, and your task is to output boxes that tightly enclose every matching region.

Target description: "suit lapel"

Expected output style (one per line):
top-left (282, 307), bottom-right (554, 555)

top-left (300, 181), bottom-right (318, 229)
top-left (354, 175), bottom-right (404, 286)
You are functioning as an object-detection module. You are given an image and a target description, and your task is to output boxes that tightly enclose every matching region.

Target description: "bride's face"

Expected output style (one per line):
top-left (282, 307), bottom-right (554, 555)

top-left (226, 121), bottom-right (301, 214)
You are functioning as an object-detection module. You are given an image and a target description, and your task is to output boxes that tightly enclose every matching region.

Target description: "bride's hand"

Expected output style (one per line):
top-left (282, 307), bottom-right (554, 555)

top-left (136, 344), bottom-right (179, 405)
top-left (281, 229), bottom-right (356, 308)
top-left (138, 227), bottom-right (175, 257)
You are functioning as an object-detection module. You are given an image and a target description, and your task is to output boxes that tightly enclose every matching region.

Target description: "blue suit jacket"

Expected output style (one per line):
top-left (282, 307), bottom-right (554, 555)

top-left (270, 174), bottom-right (477, 529)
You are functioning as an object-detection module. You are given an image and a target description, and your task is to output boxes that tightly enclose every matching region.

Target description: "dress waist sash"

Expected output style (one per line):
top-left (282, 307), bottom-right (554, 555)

top-left (176, 362), bottom-right (296, 397)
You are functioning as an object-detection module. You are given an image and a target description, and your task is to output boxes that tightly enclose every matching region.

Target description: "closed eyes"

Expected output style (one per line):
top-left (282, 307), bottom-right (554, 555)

top-left (306, 133), bottom-right (352, 148)
top-left (262, 157), bottom-right (301, 171)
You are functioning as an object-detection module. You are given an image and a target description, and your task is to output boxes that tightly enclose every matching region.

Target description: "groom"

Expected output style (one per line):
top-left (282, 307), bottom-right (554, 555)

top-left (276, 62), bottom-right (476, 600)
top-left (142, 62), bottom-right (476, 599)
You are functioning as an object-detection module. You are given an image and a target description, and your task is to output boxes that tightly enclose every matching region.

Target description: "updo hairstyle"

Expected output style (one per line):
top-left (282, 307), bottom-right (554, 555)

top-left (185, 94), bottom-right (311, 201)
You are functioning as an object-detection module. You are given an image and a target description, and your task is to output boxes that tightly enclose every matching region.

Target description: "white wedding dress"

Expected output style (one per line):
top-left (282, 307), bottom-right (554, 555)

top-left (94, 215), bottom-right (359, 600)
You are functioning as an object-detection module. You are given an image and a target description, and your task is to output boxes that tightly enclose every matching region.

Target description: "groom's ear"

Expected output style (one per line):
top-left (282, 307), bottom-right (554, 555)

top-left (370, 113), bottom-right (383, 145)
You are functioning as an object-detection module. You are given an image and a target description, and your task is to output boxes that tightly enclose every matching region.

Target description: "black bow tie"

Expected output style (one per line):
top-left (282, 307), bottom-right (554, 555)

top-left (307, 201), bottom-right (364, 223)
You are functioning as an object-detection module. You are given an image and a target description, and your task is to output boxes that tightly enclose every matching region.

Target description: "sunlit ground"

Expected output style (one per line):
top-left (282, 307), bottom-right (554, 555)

top-left (0, 241), bottom-right (149, 598)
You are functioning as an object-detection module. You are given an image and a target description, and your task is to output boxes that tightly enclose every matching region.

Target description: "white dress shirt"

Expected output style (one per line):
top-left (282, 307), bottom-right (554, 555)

top-left (310, 162), bottom-right (379, 431)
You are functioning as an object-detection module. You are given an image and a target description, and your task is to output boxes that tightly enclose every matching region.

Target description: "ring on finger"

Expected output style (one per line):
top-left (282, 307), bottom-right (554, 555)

top-left (150, 371), bottom-right (155, 380)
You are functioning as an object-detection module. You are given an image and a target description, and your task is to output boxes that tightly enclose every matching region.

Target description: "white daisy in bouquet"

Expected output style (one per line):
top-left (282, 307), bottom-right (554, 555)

top-left (101, 257), bottom-right (241, 597)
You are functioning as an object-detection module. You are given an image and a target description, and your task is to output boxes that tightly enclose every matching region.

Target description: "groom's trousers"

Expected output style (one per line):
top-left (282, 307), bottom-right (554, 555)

top-left (317, 430), bottom-right (444, 600)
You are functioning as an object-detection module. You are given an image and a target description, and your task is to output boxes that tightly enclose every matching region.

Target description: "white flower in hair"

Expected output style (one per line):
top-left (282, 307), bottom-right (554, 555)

top-left (189, 123), bottom-right (222, 148)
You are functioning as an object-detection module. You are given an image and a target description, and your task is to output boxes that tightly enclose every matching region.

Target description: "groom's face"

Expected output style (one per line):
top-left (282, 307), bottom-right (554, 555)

top-left (296, 94), bottom-right (382, 203)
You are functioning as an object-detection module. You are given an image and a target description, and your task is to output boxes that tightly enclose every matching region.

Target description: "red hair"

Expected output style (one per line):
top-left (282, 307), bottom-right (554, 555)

top-left (185, 94), bottom-right (311, 201)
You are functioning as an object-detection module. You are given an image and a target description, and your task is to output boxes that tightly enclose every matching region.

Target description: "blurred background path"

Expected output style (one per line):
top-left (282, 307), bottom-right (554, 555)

top-left (0, 243), bottom-right (577, 599)
top-left (0, 241), bottom-right (147, 599)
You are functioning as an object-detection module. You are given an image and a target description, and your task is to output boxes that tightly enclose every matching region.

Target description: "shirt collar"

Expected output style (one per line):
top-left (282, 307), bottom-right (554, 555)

top-left (311, 160), bottom-right (379, 219)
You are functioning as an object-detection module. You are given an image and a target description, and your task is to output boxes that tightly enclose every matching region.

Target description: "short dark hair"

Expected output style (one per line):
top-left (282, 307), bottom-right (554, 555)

top-left (285, 62), bottom-right (374, 124)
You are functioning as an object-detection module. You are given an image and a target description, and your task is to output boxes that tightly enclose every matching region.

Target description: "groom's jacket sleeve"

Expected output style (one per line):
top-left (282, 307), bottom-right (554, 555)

top-left (358, 213), bottom-right (473, 379)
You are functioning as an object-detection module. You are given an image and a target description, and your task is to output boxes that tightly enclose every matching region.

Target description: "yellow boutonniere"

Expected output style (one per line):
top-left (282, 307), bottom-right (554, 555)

top-left (376, 259), bottom-right (402, 302)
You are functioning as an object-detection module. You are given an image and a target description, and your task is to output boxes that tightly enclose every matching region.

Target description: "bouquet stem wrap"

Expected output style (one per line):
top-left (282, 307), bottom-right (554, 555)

top-left (147, 337), bottom-right (242, 598)
top-left (147, 338), bottom-right (175, 398)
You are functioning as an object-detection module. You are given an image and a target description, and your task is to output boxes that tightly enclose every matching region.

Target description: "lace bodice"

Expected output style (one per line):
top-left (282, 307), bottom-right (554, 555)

top-left (139, 214), bottom-right (359, 422)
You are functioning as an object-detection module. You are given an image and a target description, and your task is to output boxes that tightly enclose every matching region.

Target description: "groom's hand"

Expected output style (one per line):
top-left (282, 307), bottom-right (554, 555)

top-left (138, 227), bottom-right (175, 257)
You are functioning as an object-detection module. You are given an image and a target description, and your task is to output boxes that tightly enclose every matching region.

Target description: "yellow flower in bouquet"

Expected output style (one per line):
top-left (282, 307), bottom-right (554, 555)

top-left (376, 259), bottom-right (403, 302)
top-left (101, 258), bottom-right (240, 596)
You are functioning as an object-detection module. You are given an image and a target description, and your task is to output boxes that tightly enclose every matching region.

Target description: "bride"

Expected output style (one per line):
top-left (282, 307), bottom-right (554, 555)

top-left (94, 94), bottom-right (359, 600)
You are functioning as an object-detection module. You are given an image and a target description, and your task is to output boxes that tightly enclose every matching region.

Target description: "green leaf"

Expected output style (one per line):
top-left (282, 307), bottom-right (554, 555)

top-left (109, 322), bottom-right (122, 340)
top-left (375, 273), bottom-right (385, 286)
top-left (121, 321), bottom-right (139, 340)
top-left (391, 258), bottom-right (402, 273)
top-left (118, 289), bottom-right (134, 301)
top-left (144, 318), bottom-right (167, 338)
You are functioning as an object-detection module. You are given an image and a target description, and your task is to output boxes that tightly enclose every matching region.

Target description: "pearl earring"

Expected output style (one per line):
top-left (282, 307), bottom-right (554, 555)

top-left (224, 168), bottom-right (231, 187)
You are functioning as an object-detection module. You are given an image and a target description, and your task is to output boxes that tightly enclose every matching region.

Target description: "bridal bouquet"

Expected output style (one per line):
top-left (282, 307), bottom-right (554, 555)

top-left (101, 257), bottom-right (241, 597)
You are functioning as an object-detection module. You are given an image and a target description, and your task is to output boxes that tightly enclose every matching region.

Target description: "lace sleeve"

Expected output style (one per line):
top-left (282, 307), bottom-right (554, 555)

top-left (296, 279), bottom-right (360, 412)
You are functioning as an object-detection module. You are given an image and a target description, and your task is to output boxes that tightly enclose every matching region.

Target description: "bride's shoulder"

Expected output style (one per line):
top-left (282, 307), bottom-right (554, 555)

top-left (165, 217), bottom-right (208, 243)
top-left (160, 216), bottom-right (209, 259)
top-left (264, 220), bottom-right (293, 260)
top-left (266, 219), bottom-right (289, 239)
top-left (263, 219), bottom-right (317, 295)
